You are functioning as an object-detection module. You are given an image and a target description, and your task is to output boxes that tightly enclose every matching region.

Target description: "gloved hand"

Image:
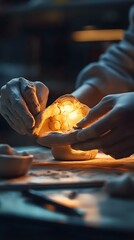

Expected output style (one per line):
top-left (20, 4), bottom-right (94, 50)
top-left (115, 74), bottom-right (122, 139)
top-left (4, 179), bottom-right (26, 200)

top-left (0, 77), bottom-right (49, 135)
top-left (38, 93), bottom-right (134, 159)
top-left (72, 92), bottom-right (134, 159)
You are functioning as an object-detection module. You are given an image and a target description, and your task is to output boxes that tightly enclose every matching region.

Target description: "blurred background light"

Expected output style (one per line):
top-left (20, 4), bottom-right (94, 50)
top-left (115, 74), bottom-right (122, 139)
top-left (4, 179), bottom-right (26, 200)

top-left (72, 29), bottom-right (124, 42)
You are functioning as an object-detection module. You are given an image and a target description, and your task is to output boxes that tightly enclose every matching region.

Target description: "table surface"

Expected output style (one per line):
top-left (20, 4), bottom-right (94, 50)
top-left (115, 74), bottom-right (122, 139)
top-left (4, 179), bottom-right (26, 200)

top-left (1, 146), bottom-right (134, 240)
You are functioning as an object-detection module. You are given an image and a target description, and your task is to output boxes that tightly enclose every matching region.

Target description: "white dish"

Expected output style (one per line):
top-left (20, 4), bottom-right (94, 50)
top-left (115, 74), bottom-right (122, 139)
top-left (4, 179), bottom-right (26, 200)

top-left (0, 154), bottom-right (33, 178)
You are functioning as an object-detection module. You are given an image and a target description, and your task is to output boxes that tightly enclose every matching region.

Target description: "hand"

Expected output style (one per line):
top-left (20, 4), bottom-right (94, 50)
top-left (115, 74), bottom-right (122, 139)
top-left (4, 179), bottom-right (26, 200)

top-left (72, 92), bottom-right (134, 159)
top-left (0, 77), bottom-right (49, 135)
top-left (38, 93), bottom-right (134, 159)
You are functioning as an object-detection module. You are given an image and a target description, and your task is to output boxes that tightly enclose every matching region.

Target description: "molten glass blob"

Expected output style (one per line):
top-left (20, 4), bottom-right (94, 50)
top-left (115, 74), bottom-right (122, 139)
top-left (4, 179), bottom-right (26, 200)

top-left (34, 94), bottom-right (89, 136)
top-left (34, 95), bottom-right (98, 160)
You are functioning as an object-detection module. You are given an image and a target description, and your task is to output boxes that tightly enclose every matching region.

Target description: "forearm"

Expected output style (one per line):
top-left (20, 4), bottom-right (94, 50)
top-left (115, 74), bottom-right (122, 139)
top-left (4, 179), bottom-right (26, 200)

top-left (72, 83), bottom-right (103, 108)
top-left (75, 6), bottom-right (134, 103)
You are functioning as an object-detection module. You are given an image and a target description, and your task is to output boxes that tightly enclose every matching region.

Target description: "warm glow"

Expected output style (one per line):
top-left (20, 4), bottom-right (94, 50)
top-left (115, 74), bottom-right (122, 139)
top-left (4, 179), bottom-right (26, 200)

top-left (72, 29), bottom-right (124, 42)
top-left (34, 95), bottom-right (89, 136)
top-left (69, 110), bottom-right (79, 120)
top-left (61, 104), bottom-right (74, 113)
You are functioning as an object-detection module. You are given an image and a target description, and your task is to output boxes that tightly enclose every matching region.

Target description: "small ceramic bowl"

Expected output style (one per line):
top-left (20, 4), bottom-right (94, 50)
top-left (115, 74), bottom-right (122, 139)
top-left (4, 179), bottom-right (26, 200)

top-left (0, 154), bottom-right (33, 178)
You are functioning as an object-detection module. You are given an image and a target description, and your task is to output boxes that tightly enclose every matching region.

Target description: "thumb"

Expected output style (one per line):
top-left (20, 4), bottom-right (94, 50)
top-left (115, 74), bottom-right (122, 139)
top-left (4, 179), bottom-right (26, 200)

top-left (76, 112), bottom-right (92, 128)
top-left (77, 98), bottom-right (112, 128)
top-left (35, 82), bottom-right (49, 111)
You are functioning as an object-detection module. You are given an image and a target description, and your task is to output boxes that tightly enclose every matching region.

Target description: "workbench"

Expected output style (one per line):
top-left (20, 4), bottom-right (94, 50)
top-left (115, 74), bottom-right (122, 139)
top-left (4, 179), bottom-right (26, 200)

top-left (1, 146), bottom-right (134, 240)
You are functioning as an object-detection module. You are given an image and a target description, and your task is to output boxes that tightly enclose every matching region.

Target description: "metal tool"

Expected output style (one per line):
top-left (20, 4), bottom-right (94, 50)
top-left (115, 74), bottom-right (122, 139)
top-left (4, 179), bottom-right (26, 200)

top-left (0, 180), bottom-right (105, 191)
top-left (23, 189), bottom-right (84, 217)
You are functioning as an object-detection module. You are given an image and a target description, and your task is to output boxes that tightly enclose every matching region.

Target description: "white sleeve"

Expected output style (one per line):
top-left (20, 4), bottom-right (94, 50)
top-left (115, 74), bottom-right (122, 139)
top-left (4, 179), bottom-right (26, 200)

top-left (76, 5), bottom-right (134, 96)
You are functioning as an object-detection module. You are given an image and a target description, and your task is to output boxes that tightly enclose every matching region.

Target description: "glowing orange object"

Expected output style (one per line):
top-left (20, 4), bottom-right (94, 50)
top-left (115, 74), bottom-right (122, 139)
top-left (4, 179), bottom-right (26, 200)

top-left (72, 29), bottom-right (124, 42)
top-left (34, 95), bottom-right (98, 160)
top-left (34, 94), bottom-right (89, 136)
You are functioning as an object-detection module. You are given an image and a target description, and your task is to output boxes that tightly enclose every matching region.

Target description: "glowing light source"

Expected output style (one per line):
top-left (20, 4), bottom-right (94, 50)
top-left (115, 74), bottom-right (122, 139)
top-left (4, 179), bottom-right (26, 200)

top-left (34, 95), bottom-right (89, 135)
top-left (69, 110), bottom-right (79, 120)
top-left (72, 29), bottom-right (124, 42)
top-left (61, 104), bottom-right (74, 113)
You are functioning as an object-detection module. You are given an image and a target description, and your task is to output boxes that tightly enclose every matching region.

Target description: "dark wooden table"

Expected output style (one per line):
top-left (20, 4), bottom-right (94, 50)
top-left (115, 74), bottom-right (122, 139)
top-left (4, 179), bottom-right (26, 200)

top-left (1, 146), bottom-right (134, 240)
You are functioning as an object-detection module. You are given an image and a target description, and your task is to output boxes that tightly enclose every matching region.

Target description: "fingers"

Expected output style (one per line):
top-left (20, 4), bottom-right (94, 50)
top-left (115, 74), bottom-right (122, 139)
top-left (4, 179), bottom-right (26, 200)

top-left (76, 109), bottom-right (116, 142)
top-left (21, 79), bottom-right (49, 115)
top-left (1, 105), bottom-right (28, 135)
top-left (7, 94), bottom-right (35, 129)
top-left (72, 130), bottom-right (134, 159)
top-left (20, 78), bottom-right (40, 115)
top-left (77, 95), bottom-right (114, 128)
top-left (1, 80), bottom-right (35, 132)
top-left (37, 108), bottom-right (116, 148)
top-left (3, 114), bottom-right (26, 135)
top-left (35, 81), bottom-right (49, 111)
top-left (21, 79), bottom-right (49, 128)
top-left (71, 140), bottom-right (100, 151)
top-left (115, 147), bottom-right (134, 159)
top-left (73, 127), bottom-right (124, 151)
top-left (103, 135), bottom-right (134, 159)
top-left (37, 130), bottom-right (79, 147)
top-left (0, 78), bottom-right (49, 135)
top-left (34, 82), bottom-right (49, 129)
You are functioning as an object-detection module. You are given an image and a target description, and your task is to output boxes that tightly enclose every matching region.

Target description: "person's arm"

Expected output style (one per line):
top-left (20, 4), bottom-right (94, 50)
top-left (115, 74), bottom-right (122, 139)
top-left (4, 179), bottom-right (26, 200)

top-left (73, 5), bottom-right (134, 108)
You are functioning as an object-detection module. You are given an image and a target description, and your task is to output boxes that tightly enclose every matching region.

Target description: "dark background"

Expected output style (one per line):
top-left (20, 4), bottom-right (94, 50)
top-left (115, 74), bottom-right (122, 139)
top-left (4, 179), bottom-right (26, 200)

top-left (0, 0), bottom-right (133, 146)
